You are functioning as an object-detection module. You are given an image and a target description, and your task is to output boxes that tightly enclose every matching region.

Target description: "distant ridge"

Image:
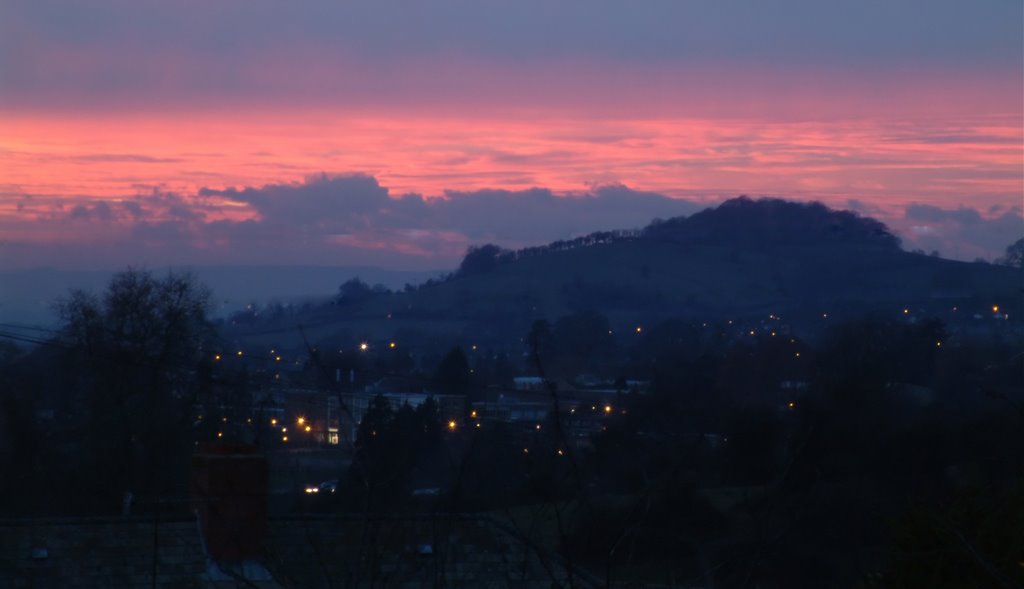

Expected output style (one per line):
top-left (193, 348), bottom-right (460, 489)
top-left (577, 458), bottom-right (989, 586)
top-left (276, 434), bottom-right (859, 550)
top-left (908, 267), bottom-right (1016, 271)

top-left (455, 197), bottom-right (901, 279)
top-left (221, 196), bottom-right (1019, 347)
top-left (643, 197), bottom-right (901, 248)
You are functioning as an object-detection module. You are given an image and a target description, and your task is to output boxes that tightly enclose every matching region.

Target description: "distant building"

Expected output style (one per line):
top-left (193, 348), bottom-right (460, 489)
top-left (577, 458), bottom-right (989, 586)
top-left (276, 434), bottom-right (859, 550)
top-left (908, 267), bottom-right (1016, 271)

top-left (472, 396), bottom-right (550, 424)
top-left (513, 376), bottom-right (546, 391)
top-left (339, 378), bottom-right (464, 443)
top-left (252, 386), bottom-right (341, 447)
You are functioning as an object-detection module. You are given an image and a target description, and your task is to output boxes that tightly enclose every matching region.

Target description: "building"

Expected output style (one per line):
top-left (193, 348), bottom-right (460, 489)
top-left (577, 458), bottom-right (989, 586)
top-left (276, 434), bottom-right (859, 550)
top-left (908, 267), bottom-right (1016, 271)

top-left (251, 386), bottom-right (342, 447)
top-left (338, 378), bottom-right (464, 444)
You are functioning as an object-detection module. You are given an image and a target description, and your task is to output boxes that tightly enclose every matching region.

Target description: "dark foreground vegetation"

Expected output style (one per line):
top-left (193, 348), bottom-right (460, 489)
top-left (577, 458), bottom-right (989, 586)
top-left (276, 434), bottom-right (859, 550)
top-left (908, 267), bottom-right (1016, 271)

top-left (2, 272), bottom-right (1021, 588)
top-left (1, 199), bottom-right (1022, 588)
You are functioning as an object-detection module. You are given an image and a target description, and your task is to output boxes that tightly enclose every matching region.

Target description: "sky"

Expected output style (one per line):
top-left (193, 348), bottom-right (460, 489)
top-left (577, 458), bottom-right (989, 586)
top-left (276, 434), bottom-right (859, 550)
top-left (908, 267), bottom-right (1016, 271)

top-left (1, 0), bottom-right (1022, 272)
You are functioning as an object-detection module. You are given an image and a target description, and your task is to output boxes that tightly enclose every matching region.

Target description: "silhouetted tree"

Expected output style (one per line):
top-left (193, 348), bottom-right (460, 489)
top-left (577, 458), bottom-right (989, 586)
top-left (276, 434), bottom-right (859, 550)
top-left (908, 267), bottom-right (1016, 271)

top-left (433, 346), bottom-right (470, 396)
top-left (57, 268), bottom-right (214, 510)
top-left (348, 395), bottom-right (446, 510)
top-left (551, 310), bottom-right (616, 379)
top-left (336, 277), bottom-right (375, 304)
top-left (996, 237), bottom-right (1024, 268)
top-left (457, 244), bottom-right (509, 276)
top-left (526, 319), bottom-right (554, 371)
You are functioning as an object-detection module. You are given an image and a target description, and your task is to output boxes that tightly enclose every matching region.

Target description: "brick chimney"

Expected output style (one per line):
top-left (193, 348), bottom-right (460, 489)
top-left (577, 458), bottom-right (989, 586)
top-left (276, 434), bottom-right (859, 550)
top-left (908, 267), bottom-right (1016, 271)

top-left (190, 443), bottom-right (268, 562)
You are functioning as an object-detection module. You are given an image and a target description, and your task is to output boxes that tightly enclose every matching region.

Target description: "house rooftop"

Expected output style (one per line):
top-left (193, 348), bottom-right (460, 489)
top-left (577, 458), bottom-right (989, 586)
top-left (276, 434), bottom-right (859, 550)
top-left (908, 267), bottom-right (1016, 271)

top-left (0, 514), bottom-right (587, 588)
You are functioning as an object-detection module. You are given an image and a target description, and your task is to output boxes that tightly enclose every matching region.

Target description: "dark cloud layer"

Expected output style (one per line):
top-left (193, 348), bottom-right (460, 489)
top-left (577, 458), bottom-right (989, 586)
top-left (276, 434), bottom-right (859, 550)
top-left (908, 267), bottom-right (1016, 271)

top-left (4, 174), bottom-right (1020, 271)
top-left (899, 203), bottom-right (1023, 260)
top-left (199, 174), bottom-right (709, 253)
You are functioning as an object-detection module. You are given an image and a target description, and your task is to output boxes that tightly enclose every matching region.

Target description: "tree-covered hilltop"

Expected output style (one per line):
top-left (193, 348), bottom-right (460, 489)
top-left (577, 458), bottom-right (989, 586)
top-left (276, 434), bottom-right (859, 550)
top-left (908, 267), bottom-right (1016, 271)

top-left (454, 197), bottom-right (901, 279)
top-left (216, 197), bottom-right (1017, 354)
top-left (643, 196), bottom-right (901, 248)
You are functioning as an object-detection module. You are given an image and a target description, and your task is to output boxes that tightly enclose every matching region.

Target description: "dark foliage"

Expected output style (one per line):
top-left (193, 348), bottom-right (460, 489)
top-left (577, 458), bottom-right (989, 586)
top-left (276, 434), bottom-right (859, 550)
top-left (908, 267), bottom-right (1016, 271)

top-left (644, 196), bottom-right (902, 248)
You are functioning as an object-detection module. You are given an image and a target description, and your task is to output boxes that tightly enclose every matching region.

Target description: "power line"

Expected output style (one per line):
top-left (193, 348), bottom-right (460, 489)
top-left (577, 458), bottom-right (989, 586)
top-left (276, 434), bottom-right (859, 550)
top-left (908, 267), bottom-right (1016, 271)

top-left (0, 322), bottom-right (62, 334)
top-left (0, 330), bottom-right (69, 349)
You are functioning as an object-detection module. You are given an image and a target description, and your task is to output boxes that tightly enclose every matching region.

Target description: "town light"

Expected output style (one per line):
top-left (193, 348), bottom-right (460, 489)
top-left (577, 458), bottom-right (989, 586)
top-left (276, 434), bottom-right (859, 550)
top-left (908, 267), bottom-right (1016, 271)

top-left (275, 356), bottom-right (281, 362)
top-left (447, 420), bottom-right (457, 431)
top-left (993, 305), bottom-right (1000, 313)
top-left (470, 410), bottom-right (477, 418)
top-left (788, 401), bottom-right (796, 409)
top-left (297, 417), bottom-right (305, 425)
top-left (603, 405), bottom-right (612, 414)
top-left (282, 436), bottom-right (288, 442)
top-left (389, 342), bottom-right (396, 349)
top-left (214, 354), bottom-right (221, 361)
top-left (304, 486), bottom-right (319, 494)
top-left (635, 326), bottom-right (642, 333)
top-left (304, 425), bottom-right (311, 432)
top-left (359, 342), bottom-right (368, 351)
top-left (217, 432), bottom-right (223, 438)
top-left (237, 350), bottom-right (243, 357)
top-left (270, 418), bottom-right (277, 426)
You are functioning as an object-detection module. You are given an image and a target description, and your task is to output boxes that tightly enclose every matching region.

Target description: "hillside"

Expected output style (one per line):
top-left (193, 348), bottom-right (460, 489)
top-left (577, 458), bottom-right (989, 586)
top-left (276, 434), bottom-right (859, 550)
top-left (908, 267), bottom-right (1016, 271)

top-left (226, 198), bottom-right (1020, 347)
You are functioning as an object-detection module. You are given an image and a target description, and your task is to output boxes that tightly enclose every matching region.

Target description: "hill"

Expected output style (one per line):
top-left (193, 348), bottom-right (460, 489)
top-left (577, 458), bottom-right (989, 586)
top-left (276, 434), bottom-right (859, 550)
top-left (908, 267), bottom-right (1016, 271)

top-left (226, 198), bottom-right (1020, 348)
top-left (0, 265), bottom-right (439, 325)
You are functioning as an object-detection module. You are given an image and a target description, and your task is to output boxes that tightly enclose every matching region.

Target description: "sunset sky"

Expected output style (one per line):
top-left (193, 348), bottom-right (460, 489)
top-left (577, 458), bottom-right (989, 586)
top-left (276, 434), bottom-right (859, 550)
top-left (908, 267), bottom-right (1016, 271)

top-left (2, 0), bottom-right (1021, 270)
